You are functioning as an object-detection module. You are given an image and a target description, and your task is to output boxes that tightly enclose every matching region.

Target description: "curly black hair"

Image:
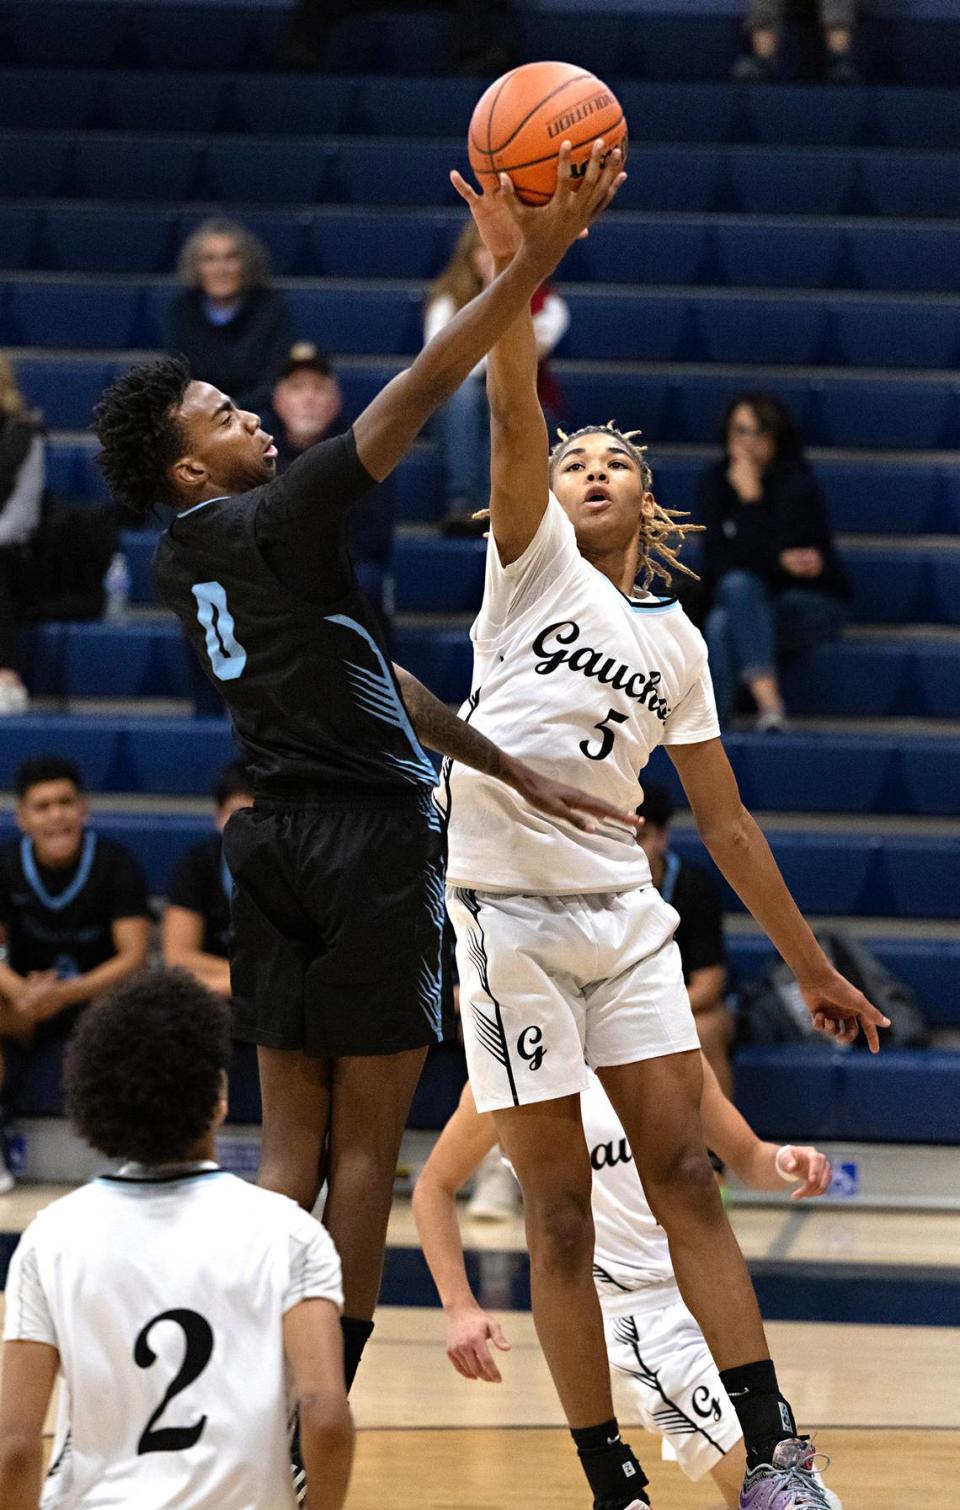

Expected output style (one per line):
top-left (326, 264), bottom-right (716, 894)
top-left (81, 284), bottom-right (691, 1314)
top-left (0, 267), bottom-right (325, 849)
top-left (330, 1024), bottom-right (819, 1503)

top-left (93, 356), bottom-right (191, 517)
top-left (15, 755), bottom-right (83, 800)
top-left (65, 967), bottom-right (231, 1165)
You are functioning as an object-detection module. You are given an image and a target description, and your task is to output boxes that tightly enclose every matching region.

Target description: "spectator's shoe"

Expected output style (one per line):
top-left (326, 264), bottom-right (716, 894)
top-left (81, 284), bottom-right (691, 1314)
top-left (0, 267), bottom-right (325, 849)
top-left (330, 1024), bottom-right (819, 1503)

top-left (0, 679), bottom-right (28, 716)
top-left (826, 54), bottom-right (861, 85)
top-left (740, 1438), bottom-right (839, 1508)
top-left (731, 53), bottom-right (777, 83)
top-left (756, 710), bottom-right (788, 734)
top-left (0, 1148), bottom-right (15, 1195)
top-left (466, 1148), bottom-right (520, 1222)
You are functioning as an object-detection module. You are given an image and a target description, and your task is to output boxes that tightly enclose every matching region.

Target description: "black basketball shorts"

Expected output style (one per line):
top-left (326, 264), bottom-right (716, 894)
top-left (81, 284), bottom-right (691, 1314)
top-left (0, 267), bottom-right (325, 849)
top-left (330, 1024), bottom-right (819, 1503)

top-left (223, 790), bottom-right (446, 1057)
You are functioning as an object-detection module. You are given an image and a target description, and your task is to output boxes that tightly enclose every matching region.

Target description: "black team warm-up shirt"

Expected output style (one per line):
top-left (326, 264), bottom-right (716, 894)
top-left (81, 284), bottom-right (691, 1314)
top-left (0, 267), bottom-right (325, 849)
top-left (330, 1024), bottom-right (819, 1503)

top-left (0, 833), bottom-right (149, 989)
top-left (167, 835), bottom-right (232, 958)
top-left (154, 430), bottom-right (437, 801)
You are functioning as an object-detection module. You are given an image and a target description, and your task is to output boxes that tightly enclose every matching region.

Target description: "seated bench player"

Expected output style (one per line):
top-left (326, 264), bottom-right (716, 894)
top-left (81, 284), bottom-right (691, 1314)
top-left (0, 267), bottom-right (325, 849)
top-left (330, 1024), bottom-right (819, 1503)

top-left (0, 967), bottom-right (353, 1510)
top-left (0, 756), bottom-right (150, 1189)
top-left (163, 761), bottom-right (253, 997)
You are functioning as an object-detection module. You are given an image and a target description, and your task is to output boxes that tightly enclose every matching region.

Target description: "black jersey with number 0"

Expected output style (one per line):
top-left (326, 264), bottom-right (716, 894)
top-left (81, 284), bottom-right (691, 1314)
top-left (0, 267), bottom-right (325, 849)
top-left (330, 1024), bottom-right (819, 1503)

top-left (154, 430), bottom-right (437, 800)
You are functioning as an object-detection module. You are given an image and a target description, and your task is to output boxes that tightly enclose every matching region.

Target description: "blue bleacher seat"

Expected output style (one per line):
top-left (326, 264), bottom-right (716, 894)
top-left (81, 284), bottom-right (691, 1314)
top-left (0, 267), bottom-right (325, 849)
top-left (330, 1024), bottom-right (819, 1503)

top-left (831, 301), bottom-right (960, 370)
top-left (392, 537), bottom-right (485, 615)
top-left (0, 716), bottom-right (233, 800)
top-left (0, 208), bottom-right (37, 271)
top-left (3, 5), bottom-right (121, 69)
top-left (16, 359), bottom-right (114, 431)
top-left (72, 138), bottom-right (203, 202)
top-left (42, 208), bottom-right (179, 275)
top-left (45, 442), bottom-right (109, 506)
top-left (0, 136), bottom-right (69, 199)
top-left (0, 70), bottom-right (95, 131)
top-left (1, 282), bottom-right (143, 351)
top-left (102, 72), bottom-right (227, 134)
top-left (743, 86), bottom-right (869, 149)
top-left (127, 8), bottom-right (253, 73)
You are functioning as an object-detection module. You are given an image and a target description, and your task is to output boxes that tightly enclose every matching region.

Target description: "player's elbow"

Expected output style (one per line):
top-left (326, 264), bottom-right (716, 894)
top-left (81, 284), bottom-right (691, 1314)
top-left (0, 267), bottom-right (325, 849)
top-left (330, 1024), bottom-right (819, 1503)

top-left (299, 1393), bottom-right (355, 1459)
top-left (698, 801), bottom-right (751, 858)
top-left (0, 1430), bottom-right (42, 1481)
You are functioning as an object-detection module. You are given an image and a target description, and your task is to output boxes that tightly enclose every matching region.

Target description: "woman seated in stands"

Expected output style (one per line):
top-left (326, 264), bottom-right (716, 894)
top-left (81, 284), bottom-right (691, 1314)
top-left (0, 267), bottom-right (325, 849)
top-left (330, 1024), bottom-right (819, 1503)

top-left (424, 222), bottom-right (569, 523)
top-left (167, 218), bottom-right (294, 416)
top-left (698, 391), bottom-right (849, 731)
top-left (0, 356), bottom-right (46, 715)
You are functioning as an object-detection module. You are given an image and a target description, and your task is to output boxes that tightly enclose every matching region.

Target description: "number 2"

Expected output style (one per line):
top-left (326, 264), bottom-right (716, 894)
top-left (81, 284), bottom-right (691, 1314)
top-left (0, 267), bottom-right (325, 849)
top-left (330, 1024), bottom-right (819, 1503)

top-left (580, 707), bottom-right (629, 762)
top-left (192, 581), bottom-right (247, 682)
top-left (135, 1309), bottom-right (214, 1455)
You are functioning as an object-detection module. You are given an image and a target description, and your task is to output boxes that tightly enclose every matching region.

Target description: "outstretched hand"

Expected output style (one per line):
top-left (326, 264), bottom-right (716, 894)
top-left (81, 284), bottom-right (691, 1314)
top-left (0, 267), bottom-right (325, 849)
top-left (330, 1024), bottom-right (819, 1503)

top-left (777, 1144), bottom-right (833, 1201)
top-left (446, 1305), bottom-right (511, 1383)
top-left (451, 138), bottom-right (627, 269)
top-left (505, 757), bottom-right (642, 836)
top-left (800, 967), bottom-right (891, 1053)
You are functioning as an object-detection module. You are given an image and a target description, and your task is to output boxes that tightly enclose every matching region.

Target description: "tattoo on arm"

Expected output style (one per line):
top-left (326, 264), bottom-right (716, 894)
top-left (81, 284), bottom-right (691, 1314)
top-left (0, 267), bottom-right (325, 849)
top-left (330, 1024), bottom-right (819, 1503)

top-left (395, 666), bottom-right (513, 782)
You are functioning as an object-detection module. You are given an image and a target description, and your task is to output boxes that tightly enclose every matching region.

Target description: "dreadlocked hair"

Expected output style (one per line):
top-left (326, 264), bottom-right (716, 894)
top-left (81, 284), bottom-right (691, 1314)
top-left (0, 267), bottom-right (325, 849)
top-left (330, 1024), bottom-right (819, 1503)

top-left (93, 356), bottom-right (191, 517)
top-left (474, 422), bottom-right (703, 592)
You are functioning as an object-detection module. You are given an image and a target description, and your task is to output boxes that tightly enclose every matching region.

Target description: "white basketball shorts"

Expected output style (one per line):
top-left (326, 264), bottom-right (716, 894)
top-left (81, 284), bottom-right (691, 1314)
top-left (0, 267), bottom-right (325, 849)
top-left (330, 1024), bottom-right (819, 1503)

top-left (606, 1297), bottom-right (742, 1482)
top-left (446, 885), bottom-right (700, 1113)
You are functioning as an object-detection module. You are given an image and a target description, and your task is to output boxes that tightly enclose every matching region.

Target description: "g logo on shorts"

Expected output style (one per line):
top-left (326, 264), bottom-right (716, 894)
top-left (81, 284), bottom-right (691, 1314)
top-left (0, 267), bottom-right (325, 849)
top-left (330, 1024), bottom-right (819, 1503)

top-left (517, 1025), bottom-right (547, 1071)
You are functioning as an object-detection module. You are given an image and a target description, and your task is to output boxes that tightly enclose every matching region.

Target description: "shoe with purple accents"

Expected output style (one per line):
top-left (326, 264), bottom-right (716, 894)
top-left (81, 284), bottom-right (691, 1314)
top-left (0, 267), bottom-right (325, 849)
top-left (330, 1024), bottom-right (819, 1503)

top-left (740, 1438), bottom-right (840, 1509)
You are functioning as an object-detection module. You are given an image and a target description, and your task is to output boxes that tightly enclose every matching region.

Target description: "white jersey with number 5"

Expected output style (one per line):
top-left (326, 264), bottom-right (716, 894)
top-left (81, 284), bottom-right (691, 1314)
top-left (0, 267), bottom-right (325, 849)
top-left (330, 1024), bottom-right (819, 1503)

top-left (3, 1166), bottom-right (343, 1509)
top-left (441, 494), bottom-right (720, 893)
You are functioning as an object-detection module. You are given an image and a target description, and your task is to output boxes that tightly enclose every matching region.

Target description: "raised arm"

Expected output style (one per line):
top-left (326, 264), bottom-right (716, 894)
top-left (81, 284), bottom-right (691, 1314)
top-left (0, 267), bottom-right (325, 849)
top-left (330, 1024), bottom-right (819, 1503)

top-left (668, 736), bottom-right (890, 1050)
top-left (411, 1082), bottom-right (512, 1382)
top-left (352, 147), bottom-right (623, 484)
top-left (697, 1056), bottom-right (831, 1200)
top-left (452, 143), bottom-right (625, 565)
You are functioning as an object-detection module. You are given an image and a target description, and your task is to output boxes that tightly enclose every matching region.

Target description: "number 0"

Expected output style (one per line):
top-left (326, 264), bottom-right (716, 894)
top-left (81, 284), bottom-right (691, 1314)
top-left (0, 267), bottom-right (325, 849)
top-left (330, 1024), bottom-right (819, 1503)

top-left (192, 581), bottom-right (247, 682)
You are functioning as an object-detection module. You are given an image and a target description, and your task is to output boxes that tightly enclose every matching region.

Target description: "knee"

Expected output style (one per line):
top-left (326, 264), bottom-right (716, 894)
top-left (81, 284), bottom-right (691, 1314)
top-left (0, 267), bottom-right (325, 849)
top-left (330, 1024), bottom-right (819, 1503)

top-left (525, 1188), bottom-right (594, 1279)
top-left (716, 570), bottom-right (765, 606)
top-left (644, 1146), bottom-right (723, 1229)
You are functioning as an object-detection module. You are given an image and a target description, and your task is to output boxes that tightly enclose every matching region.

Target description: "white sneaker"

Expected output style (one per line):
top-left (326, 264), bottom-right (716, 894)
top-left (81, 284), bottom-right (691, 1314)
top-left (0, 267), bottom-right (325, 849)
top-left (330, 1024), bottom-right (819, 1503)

top-left (0, 679), bottom-right (28, 716)
top-left (466, 1147), bottom-right (520, 1221)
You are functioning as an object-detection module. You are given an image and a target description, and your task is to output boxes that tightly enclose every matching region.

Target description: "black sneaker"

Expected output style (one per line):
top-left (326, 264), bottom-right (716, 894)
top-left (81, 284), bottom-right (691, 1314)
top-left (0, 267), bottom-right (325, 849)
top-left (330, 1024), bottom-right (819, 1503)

top-left (826, 53), bottom-right (861, 85)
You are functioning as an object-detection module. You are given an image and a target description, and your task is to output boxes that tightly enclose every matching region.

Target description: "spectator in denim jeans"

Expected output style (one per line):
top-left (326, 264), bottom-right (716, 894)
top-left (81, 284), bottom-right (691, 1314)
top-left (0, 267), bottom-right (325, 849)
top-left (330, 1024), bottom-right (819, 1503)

top-left (698, 392), bottom-right (849, 731)
top-left (424, 223), bottom-right (569, 524)
top-left (732, 0), bottom-right (860, 84)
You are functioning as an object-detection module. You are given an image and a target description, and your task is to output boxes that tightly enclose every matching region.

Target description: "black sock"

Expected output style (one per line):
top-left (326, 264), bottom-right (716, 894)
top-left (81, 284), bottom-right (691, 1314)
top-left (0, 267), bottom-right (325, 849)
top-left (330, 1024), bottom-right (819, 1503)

top-left (341, 1315), bottom-right (374, 1392)
top-left (571, 1419), bottom-right (649, 1506)
top-left (719, 1359), bottom-right (796, 1469)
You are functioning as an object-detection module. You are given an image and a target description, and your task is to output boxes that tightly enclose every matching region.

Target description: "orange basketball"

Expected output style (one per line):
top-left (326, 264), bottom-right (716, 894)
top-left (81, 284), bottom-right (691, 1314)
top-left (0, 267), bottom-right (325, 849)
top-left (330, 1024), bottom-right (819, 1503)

top-left (468, 60), bottom-right (627, 206)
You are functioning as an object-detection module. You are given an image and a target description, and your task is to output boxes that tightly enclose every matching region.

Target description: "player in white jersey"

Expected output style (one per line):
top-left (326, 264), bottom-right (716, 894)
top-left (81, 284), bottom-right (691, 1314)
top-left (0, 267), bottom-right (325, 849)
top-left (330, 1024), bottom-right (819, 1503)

top-left (0, 968), bottom-right (352, 1510)
top-left (439, 147), bottom-right (886, 1510)
top-left (413, 1065), bottom-right (839, 1509)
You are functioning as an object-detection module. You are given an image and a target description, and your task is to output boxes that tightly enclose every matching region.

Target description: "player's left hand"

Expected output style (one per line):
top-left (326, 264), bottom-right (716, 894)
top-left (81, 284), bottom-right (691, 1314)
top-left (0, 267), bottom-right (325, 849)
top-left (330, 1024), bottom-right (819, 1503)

top-left (505, 758), bottom-right (642, 836)
top-left (799, 967), bottom-right (890, 1054)
top-left (777, 1144), bottom-right (832, 1201)
top-left (450, 168), bottom-right (523, 260)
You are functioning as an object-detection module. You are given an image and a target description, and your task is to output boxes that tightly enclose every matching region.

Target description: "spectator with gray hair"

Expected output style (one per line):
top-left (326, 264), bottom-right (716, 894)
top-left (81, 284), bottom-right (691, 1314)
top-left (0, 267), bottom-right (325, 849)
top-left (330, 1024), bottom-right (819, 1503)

top-left (167, 218), bottom-right (295, 415)
top-left (732, 0), bottom-right (860, 84)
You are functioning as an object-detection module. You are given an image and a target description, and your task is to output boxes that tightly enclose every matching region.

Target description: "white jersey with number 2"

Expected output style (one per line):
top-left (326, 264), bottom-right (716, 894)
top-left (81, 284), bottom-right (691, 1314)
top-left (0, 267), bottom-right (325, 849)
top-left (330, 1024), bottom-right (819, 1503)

top-left (441, 494), bottom-right (720, 894)
top-left (3, 1166), bottom-right (343, 1509)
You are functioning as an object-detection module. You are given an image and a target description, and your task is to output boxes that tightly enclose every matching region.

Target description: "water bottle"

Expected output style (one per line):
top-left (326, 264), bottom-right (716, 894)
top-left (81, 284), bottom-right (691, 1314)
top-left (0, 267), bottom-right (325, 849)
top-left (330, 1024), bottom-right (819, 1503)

top-left (103, 551), bottom-right (130, 620)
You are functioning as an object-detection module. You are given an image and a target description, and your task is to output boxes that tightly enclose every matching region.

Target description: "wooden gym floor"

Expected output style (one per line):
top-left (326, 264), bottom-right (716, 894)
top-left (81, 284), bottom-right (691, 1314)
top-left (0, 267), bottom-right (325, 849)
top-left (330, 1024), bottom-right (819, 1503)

top-left (2, 1188), bottom-right (958, 1507)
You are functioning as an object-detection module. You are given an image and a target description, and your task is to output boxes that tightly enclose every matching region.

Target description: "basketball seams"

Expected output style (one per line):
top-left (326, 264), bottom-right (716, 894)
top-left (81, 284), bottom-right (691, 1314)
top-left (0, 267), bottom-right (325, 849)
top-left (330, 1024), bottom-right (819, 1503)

top-left (481, 69), bottom-right (518, 162)
top-left (483, 70), bottom-right (595, 158)
top-left (495, 113), bottom-right (627, 178)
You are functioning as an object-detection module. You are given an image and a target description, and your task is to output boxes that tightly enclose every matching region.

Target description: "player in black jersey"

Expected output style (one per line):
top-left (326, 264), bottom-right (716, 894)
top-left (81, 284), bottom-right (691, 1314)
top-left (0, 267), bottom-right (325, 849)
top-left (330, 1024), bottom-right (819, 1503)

top-left (0, 757), bottom-right (151, 1184)
top-left (93, 148), bottom-right (629, 1393)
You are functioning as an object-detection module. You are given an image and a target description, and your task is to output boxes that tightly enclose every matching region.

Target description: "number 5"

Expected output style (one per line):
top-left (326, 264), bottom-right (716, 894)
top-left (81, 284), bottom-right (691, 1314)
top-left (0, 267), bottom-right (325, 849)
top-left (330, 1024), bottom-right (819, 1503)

top-left (580, 707), bottom-right (629, 762)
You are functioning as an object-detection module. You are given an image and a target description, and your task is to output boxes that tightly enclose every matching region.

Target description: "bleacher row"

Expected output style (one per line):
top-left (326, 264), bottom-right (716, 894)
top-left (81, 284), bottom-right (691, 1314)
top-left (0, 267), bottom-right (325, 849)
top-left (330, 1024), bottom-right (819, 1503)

top-left (6, 132), bottom-right (960, 219)
top-left (5, 205), bottom-right (960, 293)
top-left (0, 2), bottom-right (956, 85)
top-left (11, 354), bottom-right (960, 450)
top-left (9, 280), bottom-right (960, 372)
top-left (3, 2), bottom-right (959, 1144)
